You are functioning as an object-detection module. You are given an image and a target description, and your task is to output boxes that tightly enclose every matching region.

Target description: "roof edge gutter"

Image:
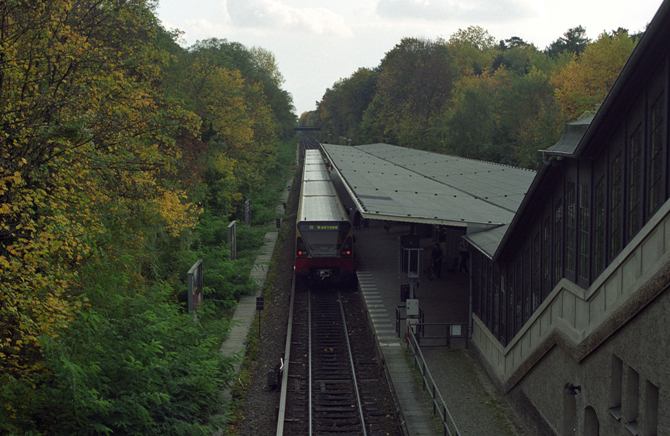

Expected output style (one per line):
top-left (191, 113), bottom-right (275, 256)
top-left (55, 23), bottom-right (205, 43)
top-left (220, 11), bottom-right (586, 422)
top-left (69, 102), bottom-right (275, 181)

top-left (360, 212), bottom-right (475, 228)
top-left (320, 143), bottom-right (367, 215)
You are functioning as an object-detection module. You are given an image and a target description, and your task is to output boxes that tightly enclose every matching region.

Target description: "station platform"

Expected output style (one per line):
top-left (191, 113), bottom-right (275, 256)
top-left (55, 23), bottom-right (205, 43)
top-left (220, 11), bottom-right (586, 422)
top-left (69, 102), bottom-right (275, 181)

top-left (355, 221), bottom-right (524, 436)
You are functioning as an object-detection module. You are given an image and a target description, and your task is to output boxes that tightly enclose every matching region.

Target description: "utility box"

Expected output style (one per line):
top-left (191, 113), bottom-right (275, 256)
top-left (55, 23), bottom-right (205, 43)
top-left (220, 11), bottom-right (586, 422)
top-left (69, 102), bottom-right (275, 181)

top-left (406, 298), bottom-right (419, 317)
top-left (406, 298), bottom-right (420, 332)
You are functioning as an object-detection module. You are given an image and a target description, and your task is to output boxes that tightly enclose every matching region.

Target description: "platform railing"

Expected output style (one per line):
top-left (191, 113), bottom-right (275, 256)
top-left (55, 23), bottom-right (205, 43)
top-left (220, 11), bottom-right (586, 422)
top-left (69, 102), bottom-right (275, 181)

top-left (407, 326), bottom-right (461, 436)
top-left (415, 322), bottom-right (468, 348)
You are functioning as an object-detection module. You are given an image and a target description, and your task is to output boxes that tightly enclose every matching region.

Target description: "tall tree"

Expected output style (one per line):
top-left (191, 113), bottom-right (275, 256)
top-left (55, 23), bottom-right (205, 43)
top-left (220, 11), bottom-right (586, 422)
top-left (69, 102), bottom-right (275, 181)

top-left (552, 29), bottom-right (636, 120)
top-left (360, 38), bottom-right (456, 149)
top-left (546, 26), bottom-right (590, 57)
top-left (0, 0), bottom-right (199, 379)
top-left (448, 26), bottom-right (497, 76)
top-left (317, 68), bottom-right (377, 143)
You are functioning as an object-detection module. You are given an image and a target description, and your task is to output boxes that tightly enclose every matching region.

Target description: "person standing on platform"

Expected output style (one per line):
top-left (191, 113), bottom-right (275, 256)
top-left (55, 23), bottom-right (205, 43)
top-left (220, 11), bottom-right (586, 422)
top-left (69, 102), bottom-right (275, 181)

top-left (431, 242), bottom-right (443, 279)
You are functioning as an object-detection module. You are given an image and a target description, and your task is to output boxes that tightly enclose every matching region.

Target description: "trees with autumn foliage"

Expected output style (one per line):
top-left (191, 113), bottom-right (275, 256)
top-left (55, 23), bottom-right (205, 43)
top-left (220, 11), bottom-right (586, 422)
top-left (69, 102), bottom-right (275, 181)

top-left (308, 25), bottom-right (639, 168)
top-left (552, 29), bottom-right (638, 120)
top-left (0, 0), bottom-right (295, 432)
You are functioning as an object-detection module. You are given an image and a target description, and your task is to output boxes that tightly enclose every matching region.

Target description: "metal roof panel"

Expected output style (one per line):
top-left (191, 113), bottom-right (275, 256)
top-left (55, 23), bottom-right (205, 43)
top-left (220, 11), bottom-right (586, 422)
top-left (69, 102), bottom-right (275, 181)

top-left (322, 143), bottom-right (520, 226)
top-left (355, 143), bottom-right (535, 213)
top-left (464, 224), bottom-right (509, 258)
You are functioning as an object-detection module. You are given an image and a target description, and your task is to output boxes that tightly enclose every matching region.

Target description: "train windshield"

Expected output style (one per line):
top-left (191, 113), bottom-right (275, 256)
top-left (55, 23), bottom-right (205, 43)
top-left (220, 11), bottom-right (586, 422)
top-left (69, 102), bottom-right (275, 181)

top-left (298, 222), bottom-right (351, 257)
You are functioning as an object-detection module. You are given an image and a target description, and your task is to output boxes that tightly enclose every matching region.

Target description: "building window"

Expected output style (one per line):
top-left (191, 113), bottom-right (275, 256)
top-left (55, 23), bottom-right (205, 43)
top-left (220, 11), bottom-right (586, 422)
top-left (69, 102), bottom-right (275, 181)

top-left (648, 95), bottom-right (665, 217)
top-left (645, 381), bottom-right (659, 436)
top-left (506, 267), bottom-right (515, 341)
top-left (523, 245), bottom-right (531, 320)
top-left (542, 214), bottom-right (551, 296)
top-left (584, 406), bottom-right (600, 436)
top-left (578, 182), bottom-right (591, 284)
top-left (493, 266), bottom-right (500, 339)
top-left (610, 355), bottom-right (623, 418)
top-left (484, 260), bottom-right (491, 328)
top-left (515, 258), bottom-right (523, 332)
top-left (566, 179), bottom-right (577, 279)
top-left (482, 256), bottom-right (491, 329)
top-left (554, 196), bottom-right (564, 282)
top-left (532, 231), bottom-right (541, 310)
top-left (628, 125), bottom-right (643, 240)
top-left (472, 251), bottom-right (481, 315)
top-left (594, 175), bottom-right (606, 275)
top-left (623, 366), bottom-right (640, 427)
top-left (610, 150), bottom-right (623, 260)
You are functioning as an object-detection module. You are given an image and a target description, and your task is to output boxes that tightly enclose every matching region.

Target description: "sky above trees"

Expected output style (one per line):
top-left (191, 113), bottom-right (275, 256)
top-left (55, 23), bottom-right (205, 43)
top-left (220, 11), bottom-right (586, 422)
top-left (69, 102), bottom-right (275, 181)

top-left (156, 0), bottom-right (663, 115)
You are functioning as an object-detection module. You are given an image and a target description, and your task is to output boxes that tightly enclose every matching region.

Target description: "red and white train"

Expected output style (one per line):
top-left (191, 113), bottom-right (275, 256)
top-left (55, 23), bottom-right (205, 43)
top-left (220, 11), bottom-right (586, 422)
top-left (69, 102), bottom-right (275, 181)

top-left (295, 148), bottom-right (355, 283)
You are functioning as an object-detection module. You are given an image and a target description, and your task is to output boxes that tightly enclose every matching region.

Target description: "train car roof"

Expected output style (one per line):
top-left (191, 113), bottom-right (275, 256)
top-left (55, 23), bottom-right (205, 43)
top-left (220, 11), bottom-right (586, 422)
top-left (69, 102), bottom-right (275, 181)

top-left (299, 150), bottom-right (349, 222)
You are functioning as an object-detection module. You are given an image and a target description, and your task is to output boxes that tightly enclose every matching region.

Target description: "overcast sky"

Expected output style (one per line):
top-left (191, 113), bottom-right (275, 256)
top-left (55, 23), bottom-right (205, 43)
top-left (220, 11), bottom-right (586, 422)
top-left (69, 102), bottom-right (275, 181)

top-left (156, 0), bottom-right (664, 116)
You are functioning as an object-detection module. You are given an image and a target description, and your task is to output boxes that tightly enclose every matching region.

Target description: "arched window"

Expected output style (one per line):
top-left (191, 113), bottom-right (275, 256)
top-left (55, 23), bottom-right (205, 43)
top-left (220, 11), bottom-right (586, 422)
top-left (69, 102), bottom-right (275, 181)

top-left (584, 406), bottom-right (599, 436)
top-left (563, 386), bottom-right (577, 436)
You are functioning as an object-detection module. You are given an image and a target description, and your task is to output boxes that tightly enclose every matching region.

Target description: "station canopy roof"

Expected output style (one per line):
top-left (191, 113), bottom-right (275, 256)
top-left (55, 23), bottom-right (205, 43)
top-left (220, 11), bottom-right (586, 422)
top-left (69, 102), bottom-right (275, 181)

top-left (463, 224), bottom-right (509, 257)
top-left (321, 143), bottom-right (536, 230)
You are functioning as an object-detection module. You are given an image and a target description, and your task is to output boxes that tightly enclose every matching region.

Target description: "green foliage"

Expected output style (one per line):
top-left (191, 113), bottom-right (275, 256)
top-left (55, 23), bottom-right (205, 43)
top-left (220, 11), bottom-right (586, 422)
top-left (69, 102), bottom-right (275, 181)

top-left (318, 68), bottom-right (378, 144)
top-left (552, 29), bottom-right (637, 120)
top-left (310, 25), bottom-right (638, 169)
top-left (1, 241), bottom-right (232, 434)
top-left (546, 26), bottom-right (590, 57)
top-left (0, 0), bottom-right (295, 433)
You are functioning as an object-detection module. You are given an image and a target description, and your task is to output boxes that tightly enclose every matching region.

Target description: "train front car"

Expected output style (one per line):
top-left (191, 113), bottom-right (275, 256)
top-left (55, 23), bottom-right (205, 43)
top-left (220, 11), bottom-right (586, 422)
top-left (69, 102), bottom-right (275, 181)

top-left (295, 149), bottom-right (354, 284)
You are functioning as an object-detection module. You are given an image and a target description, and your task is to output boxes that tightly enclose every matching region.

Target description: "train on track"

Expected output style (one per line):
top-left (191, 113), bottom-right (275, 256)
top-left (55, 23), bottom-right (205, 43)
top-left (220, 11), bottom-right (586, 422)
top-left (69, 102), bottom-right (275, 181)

top-left (295, 147), bottom-right (355, 284)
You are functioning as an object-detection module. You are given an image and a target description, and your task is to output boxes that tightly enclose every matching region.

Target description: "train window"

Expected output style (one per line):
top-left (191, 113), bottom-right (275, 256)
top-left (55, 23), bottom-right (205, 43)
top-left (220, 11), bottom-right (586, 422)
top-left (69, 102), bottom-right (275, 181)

top-left (297, 222), bottom-right (351, 257)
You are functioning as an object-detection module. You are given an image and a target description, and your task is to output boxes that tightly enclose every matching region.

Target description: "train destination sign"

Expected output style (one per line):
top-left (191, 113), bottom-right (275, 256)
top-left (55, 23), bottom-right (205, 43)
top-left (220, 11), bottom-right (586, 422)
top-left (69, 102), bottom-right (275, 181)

top-left (309, 224), bottom-right (339, 231)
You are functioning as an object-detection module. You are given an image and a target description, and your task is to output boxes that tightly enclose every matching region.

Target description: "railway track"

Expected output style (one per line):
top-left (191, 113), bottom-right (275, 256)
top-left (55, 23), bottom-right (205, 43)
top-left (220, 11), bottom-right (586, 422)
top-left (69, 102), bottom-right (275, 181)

top-left (277, 281), bottom-right (401, 435)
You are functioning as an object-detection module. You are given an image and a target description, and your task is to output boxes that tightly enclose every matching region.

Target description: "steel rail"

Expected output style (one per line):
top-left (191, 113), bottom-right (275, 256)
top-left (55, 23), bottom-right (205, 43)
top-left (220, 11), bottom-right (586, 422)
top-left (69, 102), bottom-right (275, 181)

top-left (338, 291), bottom-right (368, 436)
top-left (307, 287), bottom-right (313, 436)
top-left (275, 275), bottom-right (295, 436)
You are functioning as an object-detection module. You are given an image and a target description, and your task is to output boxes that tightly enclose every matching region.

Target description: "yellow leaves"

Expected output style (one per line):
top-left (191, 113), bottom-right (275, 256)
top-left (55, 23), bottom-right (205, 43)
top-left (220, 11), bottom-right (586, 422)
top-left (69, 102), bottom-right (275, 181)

top-left (211, 152), bottom-right (237, 175)
top-left (551, 31), bottom-right (636, 120)
top-left (154, 189), bottom-right (202, 237)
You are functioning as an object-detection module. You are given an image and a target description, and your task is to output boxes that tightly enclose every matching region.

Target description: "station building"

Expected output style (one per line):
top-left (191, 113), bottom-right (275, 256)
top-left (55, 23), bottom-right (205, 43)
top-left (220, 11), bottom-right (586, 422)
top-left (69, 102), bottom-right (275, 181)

top-left (320, 1), bottom-right (670, 434)
top-left (466, 2), bottom-right (670, 434)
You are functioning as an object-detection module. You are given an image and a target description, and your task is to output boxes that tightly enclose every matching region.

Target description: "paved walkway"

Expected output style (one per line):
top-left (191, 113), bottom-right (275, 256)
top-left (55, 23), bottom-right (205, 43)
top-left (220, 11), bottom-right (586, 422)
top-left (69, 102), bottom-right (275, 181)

top-left (219, 179), bottom-right (292, 403)
top-left (355, 221), bottom-right (524, 436)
